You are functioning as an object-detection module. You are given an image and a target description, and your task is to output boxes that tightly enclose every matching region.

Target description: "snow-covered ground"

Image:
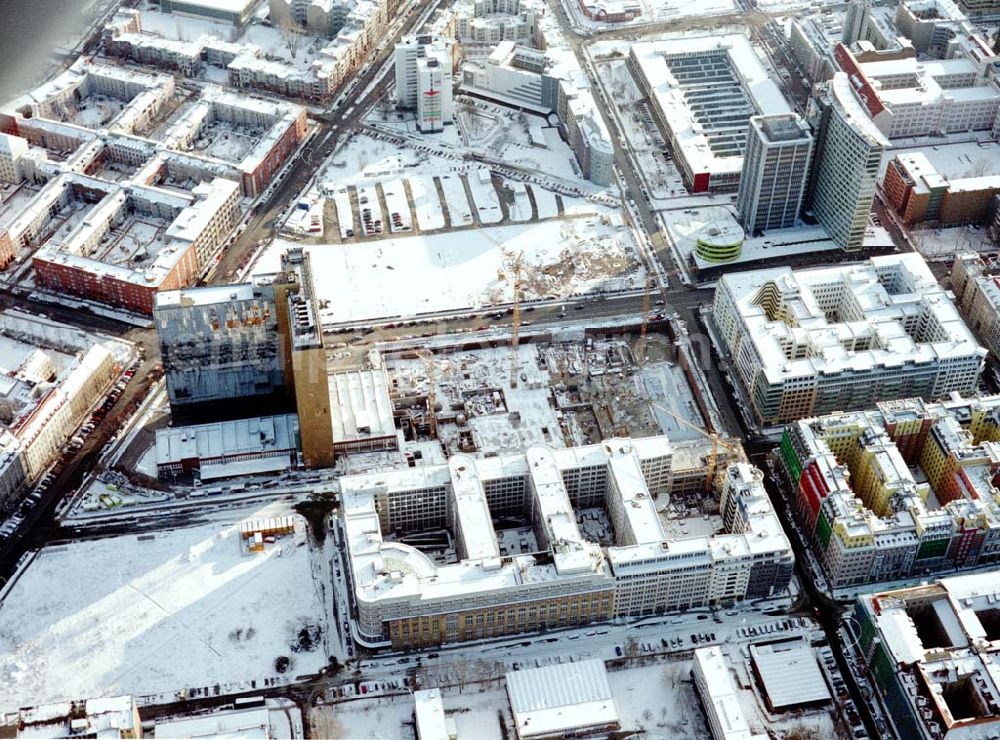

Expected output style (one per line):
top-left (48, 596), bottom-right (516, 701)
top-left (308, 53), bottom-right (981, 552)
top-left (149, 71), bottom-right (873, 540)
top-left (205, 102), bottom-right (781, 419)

top-left (530, 185), bottom-right (559, 219)
top-left (587, 49), bottom-right (690, 204)
top-left (332, 189), bottom-right (354, 239)
top-left (561, 0), bottom-right (736, 35)
top-left (272, 215), bottom-right (645, 324)
top-left (357, 184), bottom-right (384, 238)
top-left (317, 134), bottom-right (458, 187)
top-left (0, 516), bottom-right (330, 708)
top-left (138, 7), bottom-right (326, 69)
top-left (506, 181), bottom-right (532, 223)
top-left (438, 174), bottom-right (474, 227)
top-left (313, 685), bottom-right (509, 740)
top-left (467, 169), bottom-right (503, 224)
top-left (911, 223), bottom-right (994, 260)
top-left (381, 180), bottom-right (412, 234)
top-left (407, 176), bottom-right (445, 231)
top-left (313, 640), bottom-right (838, 739)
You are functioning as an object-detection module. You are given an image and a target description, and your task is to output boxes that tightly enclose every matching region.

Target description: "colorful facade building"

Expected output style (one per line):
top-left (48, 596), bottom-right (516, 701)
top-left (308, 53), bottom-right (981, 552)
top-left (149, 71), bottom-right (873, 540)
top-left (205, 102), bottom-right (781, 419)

top-left (854, 575), bottom-right (1000, 740)
top-left (778, 395), bottom-right (1000, 588)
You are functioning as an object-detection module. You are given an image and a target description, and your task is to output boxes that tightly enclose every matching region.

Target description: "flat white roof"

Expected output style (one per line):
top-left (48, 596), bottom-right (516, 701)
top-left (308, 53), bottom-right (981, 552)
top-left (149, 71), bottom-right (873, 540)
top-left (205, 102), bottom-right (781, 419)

top-left (165, 0), bottom-right (258, 13)
top-left (329, 369), bottom-right (396, 444)
top-left (506, 659), bottom-right (619, 739)
top-left (155, 706), bottom-right (271, 739)
top-left (717, 253), bottom-right (984, 383)
top-left (414, 689), bottom-right (449, 740)
top-left (629, 34), bottom-right (791, 179)
top-left (450, 454), bottom-right (501, 561)
top-left (694, 647), bottom-right (761, 740)
top-left (156, 414), bottom-right (299, 465)
top-left (750, 643), bottom-right (832, 708)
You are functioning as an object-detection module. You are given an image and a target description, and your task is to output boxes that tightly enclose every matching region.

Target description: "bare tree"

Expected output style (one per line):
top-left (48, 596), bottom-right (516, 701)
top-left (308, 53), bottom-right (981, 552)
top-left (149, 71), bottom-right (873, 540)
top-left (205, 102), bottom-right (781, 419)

top-left (453, 660), bottom-right (469, 692)
top-left (278, 17), bottom-right (304, 59)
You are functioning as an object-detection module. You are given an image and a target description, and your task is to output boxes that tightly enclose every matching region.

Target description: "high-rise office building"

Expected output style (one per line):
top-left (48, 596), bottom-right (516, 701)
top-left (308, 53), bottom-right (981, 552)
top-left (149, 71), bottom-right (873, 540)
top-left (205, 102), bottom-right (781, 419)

top-left (810, 72), bottom-right (888, 251)
top-left (415, 56), bottom-right (453, 132)
top-left (841, 0), bottom-right (872, 44)
top-left (735, 114), bottom-right (813, 235)
top-left (394, 35), bottom-right (453, 114)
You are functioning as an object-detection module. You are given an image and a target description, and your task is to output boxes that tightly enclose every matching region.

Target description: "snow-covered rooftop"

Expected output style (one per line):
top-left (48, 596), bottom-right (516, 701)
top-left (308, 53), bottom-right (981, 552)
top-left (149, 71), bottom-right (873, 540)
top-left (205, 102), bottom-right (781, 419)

top-left (505, 659), bottom-right (619, 739)
top-left (628, 34), bottom-right (791, 181)
top-left (750, 642), bottom-right (832, 709)
top-left (716, 253), bottom-right (984, 384)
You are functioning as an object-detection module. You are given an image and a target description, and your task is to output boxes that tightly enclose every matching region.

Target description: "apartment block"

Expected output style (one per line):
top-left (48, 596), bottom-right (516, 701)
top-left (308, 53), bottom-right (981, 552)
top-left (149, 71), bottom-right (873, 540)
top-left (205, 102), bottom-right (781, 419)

top-left (951, 252), bottom-right (1000, 359)
top-left (452, 0), bottom-right (541, 45)
top-left (778, 395), bottom-right (1000, 589)
top-left (883, 151), bottom-right (1000, 226)
top-left (394, 36), bottom-right (455, 132)
top-left (712, 254), bottom-right (984, 427)
top-left (854, 575), bottom-right (1000, 739)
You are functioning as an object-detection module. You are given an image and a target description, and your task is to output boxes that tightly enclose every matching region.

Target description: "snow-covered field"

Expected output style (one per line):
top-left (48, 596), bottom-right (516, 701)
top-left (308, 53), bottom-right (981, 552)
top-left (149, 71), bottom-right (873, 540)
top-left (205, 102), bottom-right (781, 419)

top-left (438, 174), bottom-right (474, 227)
top-left (0, 517), bottom-right (329, 708)
top-left (530, 185), bottom-right (560, 219)
top-left (467, 169), bottom-right (503, 224)
top-left (381, 180), bottom-right (412, 234)
top-left (332, 189), bottom-right (354, 239)
top-left (407, 176), bottom-right (445, 231)
top-left (912, 224), bottom-right (995, 260)
top-left (281, 215), bottom-right (645, 323)
top-left (506, 181), bottom-right (532, 222)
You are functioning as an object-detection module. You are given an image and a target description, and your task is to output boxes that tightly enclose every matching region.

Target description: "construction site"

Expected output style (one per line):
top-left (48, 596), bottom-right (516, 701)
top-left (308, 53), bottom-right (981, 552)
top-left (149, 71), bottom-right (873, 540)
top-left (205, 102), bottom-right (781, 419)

top-left (348, 309), bottom-right (738, 500)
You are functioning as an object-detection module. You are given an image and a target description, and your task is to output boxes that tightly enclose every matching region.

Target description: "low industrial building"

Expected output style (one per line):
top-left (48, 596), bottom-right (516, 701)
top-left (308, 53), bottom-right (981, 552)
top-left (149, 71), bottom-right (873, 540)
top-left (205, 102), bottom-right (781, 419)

top-left (414, 689), bottom-right (456, 740)
top-left (329, 369), bottom-right (398, 456)
top-left (854, 574), bottom-right (1000, 739)
top-left (749, 642), bottom-right (831, 713)
top-left (341, 437), bottom-right (793, 648)
top-left (779, 394), bottom-right (1000, 589)
top-left (712, 254), bottom-right (985, 427)
top-left (3, 695), bottom-right (142, 739)
top-left (627, 34), bottom-right (792, 193)
top-left (505, 659), bottom-right (620, 740)
top-left (155, 414), bottom-right (300, 480)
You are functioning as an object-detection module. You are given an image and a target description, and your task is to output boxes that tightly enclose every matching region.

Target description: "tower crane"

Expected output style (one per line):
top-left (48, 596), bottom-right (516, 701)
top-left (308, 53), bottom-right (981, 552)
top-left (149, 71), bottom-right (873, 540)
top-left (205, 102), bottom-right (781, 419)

top-left (508, 251), bottom-right (524, 388)
top-left (652, 402), bottom-right (745, 494)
